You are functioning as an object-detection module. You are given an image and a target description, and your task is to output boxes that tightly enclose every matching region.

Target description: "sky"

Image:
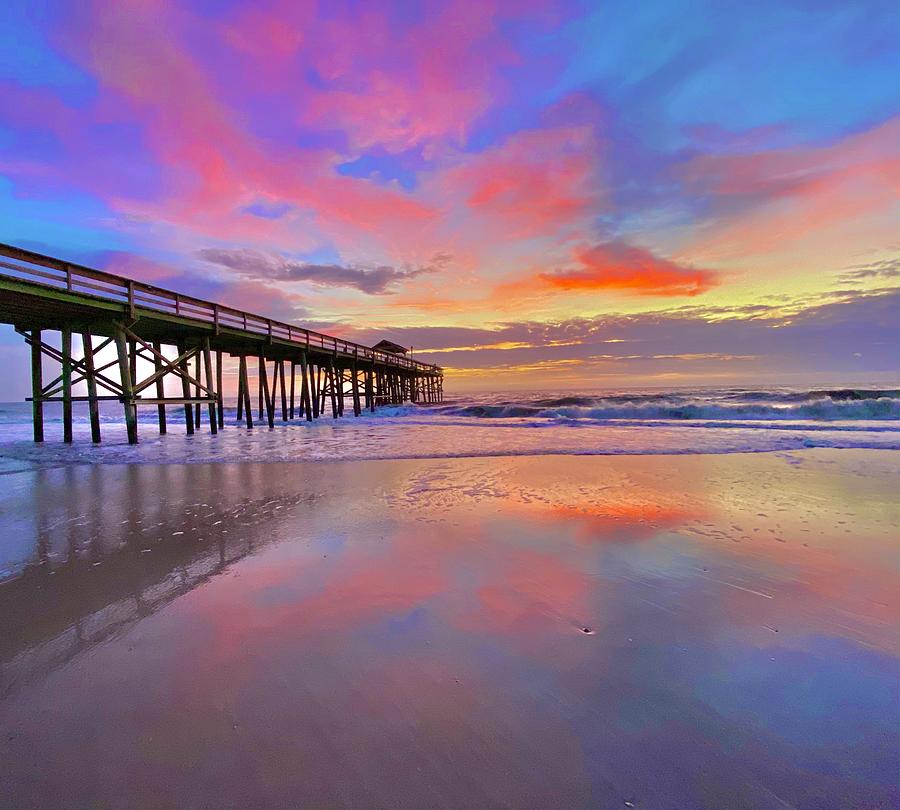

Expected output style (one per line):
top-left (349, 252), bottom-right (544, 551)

top-left (0, 0), bottom-right (898, 392)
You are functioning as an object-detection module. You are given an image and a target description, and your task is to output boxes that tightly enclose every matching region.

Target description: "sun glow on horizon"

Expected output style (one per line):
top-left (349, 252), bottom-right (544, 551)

top-left (0, 0), bottom-right (897, 395)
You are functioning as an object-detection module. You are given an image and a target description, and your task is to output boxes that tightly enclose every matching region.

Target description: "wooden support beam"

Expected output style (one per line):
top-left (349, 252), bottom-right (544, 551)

top-left (41, 335), bottom-right (116, 396)
top-left (238, 356), bottom-right (252, 428)
top-left (279, 359), bottom-right (288, 421)
top-left (61, 328), bottom-right (73, 443)
top-left (337, 367), bottom-right (345, 417)
top-left (271, 358), bottom-right (280, 420)
top-left (351, 360), bottom-right (361, 417)
top-left (299, 352), bottom-right (312, 422)
top-left (289, 361), bottom-right (296, 420)
top-left (30, 329), bottom-right (43, 442)
top-left (243, 357), bottom-right (253, 429)
top-left (216, 350), bottom-right (224, 429)
top-left (28, 395), bottom-right (117, 402)
top-left (153, 341), bottom-right (167, 434)
top-left (115, 326), bottom-right (138, 444)
top-left (193, 353), bottom-right (202, 429)
top-left (129, 347), bottom-right (207, 396)
top-left (41, 354), bottom-right (122, 398)
top-left (310, 363), bottom-right (319, 419)
top-left (316, 366), bottom-right (324, 417)
top-left (328, 358), bottom-right (338, 418)
top-left (125, 398), bottom-right (218, 405)
top-left (258, 357), bottom-right (264, 420)
top-left (128, 339), bottom-right (137, 398)
top-left (177, 341), bottom-right (194, 435)
top-left (236, 356), bottom-right (244, 421)
top-left (117, 326), bottom-right (217, 399)
top-left (202, 338), bottom-right (217, 435)
top-left (82, 332), bottom-right (101, 443)
top-left (259, 355), bottom-right (274, 429)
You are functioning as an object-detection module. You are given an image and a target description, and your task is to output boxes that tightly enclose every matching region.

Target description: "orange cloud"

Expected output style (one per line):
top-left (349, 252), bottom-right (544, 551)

top-left (486, 241), bottom-right (719, 308)
top-left (541, 242), bottom-right (719, 296)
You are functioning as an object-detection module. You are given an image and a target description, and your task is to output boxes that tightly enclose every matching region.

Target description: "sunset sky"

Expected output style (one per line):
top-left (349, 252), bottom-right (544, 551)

top-left (1, 0), bottom-right (898, 391)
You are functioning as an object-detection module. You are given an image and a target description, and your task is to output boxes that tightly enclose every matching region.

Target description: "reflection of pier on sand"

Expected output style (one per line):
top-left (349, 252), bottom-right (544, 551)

top-left (1, 464), bottom-right (307, 697)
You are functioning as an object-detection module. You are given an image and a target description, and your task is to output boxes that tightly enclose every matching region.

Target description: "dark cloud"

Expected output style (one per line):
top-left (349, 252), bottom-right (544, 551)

top-left (837, 256), bottom-right (900, 283)
top-left (335, 289), bottom-right (900, 380)
top-left (198, 248), bottom-right (451, 295)
top-left (90, 249), bottom-right (310, 322)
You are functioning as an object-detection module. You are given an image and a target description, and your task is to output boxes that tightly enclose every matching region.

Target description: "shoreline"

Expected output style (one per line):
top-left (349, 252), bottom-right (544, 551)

top-left (2, 449), bottom-right (898, 806)
top-left (2, 432), bottom-right (900, 472)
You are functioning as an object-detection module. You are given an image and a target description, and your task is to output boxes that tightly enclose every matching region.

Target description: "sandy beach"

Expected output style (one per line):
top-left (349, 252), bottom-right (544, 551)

top-left (1, 449), bottom-right (897, 808)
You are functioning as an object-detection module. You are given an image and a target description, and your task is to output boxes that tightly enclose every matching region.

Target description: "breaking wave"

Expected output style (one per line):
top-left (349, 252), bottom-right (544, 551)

top-left (425, 388), bottom-right (900, 423)
top-left (1, 386), bottom-right (899, 465)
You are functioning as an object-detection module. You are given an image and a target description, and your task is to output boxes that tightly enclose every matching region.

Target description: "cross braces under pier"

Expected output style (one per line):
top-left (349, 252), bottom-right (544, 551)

top-left (18, 320), bottom-right (443, 445)
top-left (2, 242), bottom-right (443, 446)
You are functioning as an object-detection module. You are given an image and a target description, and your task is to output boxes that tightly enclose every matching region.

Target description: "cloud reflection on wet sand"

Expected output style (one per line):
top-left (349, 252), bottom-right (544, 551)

top-left (0, 450), bottom-right (898, 807)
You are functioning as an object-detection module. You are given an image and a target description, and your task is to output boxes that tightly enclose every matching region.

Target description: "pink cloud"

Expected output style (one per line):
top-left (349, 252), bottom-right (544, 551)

top-left (51, 1), bottom-right (437, 252)
top-left (299, 1), bottom-right (519, 153)
top-left (681, 117), bottom-right (900, 260)
top-left (431, 125), bottom-right (602, 243)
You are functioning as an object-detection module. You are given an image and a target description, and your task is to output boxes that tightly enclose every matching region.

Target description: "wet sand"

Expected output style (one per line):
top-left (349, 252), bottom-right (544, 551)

top-left (1, 450), bottom-right (898, 808)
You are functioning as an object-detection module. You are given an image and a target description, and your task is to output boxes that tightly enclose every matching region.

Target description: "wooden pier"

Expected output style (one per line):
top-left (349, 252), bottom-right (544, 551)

top-left (0, 243), bottom-right (443, 444)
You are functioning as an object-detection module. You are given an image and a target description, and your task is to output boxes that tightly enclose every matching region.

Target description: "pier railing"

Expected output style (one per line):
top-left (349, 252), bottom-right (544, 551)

top-left (0, 243), bottom-right (440, 374)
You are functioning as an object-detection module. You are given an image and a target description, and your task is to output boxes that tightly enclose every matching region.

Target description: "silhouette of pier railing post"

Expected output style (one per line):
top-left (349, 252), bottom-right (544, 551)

top-left (0, 243), bottom-right (443, 445)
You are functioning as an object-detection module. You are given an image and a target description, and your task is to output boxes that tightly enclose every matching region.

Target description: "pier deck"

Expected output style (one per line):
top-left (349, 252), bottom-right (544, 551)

top-left (0, 243), bottom-right (443, 444)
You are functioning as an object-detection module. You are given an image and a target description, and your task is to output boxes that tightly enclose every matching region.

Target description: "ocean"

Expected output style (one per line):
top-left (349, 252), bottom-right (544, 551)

top-left (1, 385), bottom-right (899, 467)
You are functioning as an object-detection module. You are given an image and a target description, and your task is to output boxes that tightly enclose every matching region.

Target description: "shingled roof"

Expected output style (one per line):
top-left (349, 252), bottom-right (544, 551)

top-left (372, 339), bottom-right (408, 354)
